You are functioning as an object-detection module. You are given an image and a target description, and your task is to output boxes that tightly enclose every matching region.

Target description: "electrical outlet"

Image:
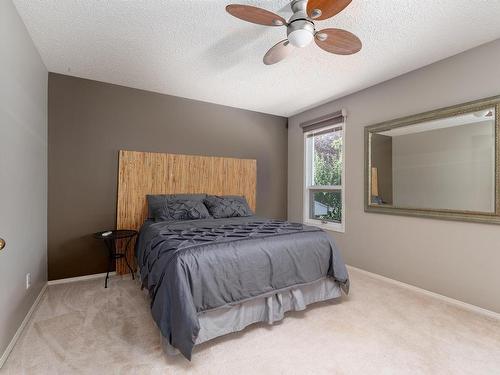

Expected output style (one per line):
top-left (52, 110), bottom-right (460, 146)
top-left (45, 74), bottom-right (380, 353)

top-left (26, 273), bottom-right (31, 290)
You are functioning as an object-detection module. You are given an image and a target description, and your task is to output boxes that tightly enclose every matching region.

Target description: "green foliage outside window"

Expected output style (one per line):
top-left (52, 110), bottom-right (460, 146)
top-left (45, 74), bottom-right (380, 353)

top-left (312, 130), bottom-right (342, 223)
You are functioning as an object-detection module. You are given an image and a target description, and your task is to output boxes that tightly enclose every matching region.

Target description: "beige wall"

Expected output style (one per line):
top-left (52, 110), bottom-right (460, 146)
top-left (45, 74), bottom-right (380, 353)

top-left (48, 74), bottom-right (288, 280)
top-left (0, 0), bottom-right (48, 359)
top-left (288, 38), bottom-right (500, 313)
top-left (371, 134), bottom-right (393, 204)
top-left (393, 122), bottom-right (495, 211)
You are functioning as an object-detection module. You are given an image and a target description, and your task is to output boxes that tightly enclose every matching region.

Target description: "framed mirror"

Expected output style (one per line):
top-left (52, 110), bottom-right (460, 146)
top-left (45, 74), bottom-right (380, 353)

top-left (365, 95), bottom-right (500, 224)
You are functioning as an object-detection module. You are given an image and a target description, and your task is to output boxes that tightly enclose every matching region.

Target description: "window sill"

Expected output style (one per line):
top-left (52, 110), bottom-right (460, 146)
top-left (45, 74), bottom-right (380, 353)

top-left (303, 219), bottom-right (345, 233)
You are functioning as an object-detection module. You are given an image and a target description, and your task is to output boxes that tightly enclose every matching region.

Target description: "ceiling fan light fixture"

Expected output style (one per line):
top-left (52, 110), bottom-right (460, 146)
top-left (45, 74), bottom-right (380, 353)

top-left (287, 20), bottom-right (315, 48)
top-left (288, 28), bottom-right (314, 47)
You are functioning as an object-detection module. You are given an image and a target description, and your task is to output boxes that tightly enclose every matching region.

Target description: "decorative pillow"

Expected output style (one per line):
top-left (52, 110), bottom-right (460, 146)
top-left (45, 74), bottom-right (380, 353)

top-left (152, 199), bottom-right (211, 221)
top-left (147, 194), bottom-right (207, 219)
top-left (203, 195), bottom-right (253, 219)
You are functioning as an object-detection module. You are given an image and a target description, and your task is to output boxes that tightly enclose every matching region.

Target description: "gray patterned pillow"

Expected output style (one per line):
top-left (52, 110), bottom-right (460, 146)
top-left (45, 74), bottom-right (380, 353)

top-left (152, 199), bottom-right (211, 221)
top-left (203, 195), bottom-right (253, 218)
top-left (147, 194), bottom-right (207, 219)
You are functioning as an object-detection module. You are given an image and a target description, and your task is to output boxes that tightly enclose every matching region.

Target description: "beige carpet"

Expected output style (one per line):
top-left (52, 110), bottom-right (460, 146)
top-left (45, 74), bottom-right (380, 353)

top-left (2, 268), bottom-right (499, 374)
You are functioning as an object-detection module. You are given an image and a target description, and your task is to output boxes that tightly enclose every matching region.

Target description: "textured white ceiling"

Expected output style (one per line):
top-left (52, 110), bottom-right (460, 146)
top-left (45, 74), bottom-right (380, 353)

top-left (13, 0), bottom-right (500, 117)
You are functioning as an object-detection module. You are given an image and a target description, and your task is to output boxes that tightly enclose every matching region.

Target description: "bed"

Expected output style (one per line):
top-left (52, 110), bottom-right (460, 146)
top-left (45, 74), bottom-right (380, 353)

top-left (116, 151), bottom-right (349, 360)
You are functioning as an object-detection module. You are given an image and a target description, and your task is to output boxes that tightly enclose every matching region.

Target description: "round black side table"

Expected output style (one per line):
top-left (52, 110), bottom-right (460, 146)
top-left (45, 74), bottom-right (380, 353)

top-left (93, 229), bottom-right (138, 288)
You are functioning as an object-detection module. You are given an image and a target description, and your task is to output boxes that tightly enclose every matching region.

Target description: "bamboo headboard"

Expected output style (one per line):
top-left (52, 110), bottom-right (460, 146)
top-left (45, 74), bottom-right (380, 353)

top-left (116, 150), bottom-right (257, 274)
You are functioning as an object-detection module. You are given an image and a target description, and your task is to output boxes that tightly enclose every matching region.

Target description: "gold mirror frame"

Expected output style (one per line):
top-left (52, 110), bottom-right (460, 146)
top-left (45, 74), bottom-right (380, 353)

top-left (364, 95), bottom-right (500, 225)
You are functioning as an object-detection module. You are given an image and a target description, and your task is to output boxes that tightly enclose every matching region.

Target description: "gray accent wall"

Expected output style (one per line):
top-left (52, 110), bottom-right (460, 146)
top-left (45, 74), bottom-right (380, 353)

top-left (0, 0), bottom-right (48, 359)
top-left (288, 39), bottom-right (500, 313)
top-left (48, 73), bottom-right (288, 280)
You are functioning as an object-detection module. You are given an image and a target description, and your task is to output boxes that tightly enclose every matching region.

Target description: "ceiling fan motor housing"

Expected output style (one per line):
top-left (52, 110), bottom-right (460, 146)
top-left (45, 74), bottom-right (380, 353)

top-left (290, 0), bottom-right (308, 14)
top-left (287, 0), bottom-right (315, 48)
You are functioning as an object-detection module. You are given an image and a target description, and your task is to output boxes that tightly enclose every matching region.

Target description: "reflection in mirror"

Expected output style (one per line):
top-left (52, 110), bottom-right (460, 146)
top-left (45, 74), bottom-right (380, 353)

top-left (369, 107), bottom-right (496, 213)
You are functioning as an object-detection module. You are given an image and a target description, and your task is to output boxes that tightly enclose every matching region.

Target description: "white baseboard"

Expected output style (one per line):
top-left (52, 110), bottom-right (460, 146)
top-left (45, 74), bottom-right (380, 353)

top-left (347, 265), bottom-right (500, 321)
top-left (47, 271), bottom-right (117, 285)
top-left (0, 283), bottom-right (47, 369)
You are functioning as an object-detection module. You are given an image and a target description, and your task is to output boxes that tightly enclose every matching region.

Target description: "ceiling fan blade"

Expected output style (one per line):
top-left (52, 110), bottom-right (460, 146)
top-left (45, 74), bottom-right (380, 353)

top-left (315, 28), bottom-right (362, 55)
top-left (226, 4), bottom-right (286, 26)
top-left (307, 0), bottom-right (352, 20)
top-left (263, 39), bottom-right (293, 65)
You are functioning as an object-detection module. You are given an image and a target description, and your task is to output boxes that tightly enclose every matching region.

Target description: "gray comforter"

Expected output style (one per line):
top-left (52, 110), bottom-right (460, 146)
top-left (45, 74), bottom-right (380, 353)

top-left (136, 216), bottom-right (349, 360)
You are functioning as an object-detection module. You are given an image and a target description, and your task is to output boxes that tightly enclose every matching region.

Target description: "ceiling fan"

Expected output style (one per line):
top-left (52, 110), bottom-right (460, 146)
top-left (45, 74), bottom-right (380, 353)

top-left (226, 0), bottom-right (361, 65)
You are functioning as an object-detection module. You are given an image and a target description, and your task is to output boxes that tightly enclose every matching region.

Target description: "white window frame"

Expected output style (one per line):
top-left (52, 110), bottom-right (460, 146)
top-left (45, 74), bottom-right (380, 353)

top-left (303, 122), bottom-right (346, 233)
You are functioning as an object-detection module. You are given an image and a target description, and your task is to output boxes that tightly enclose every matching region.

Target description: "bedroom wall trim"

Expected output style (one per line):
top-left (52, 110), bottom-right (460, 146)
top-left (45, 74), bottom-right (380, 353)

top-left (348, 266), bottom-right (500, 321)
top-left (0, 284), bottom-right (47, 369)
top-left (47, 272), bottom-right (117, 286)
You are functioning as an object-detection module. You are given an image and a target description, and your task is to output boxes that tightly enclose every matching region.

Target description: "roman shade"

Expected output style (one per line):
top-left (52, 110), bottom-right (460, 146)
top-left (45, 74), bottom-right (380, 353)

top-left (300, 109), bottom-right (346, 133)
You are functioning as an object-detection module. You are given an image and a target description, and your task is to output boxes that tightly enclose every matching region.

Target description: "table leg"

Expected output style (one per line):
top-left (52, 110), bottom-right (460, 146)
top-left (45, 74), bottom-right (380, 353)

top-left (124, 236), bottom-right (135, 280)
top-left (124, 252), bottom-right (135, 279)
top-left (105, 256), bottom-right (112, 288)
top-left (104, 238), bottom-right (115, 288)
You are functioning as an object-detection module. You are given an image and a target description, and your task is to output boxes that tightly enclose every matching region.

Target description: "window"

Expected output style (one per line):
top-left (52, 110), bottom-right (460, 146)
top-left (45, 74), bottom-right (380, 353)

top-left (303, 121), bottom-right (345, 232)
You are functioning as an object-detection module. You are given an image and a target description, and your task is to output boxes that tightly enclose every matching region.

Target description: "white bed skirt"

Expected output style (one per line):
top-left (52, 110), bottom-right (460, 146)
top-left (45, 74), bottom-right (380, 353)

top-left (160, 277), bottom-right (343, 356)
